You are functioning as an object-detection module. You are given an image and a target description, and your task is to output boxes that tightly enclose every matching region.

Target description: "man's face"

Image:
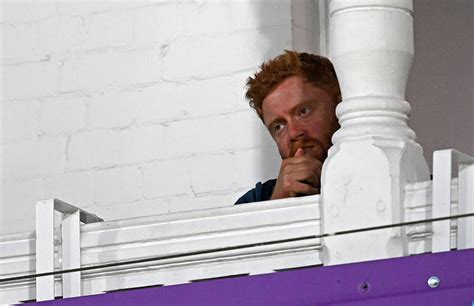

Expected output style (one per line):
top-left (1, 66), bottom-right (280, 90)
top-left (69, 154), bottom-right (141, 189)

top-left (261, 75), bottom-right (339, 162)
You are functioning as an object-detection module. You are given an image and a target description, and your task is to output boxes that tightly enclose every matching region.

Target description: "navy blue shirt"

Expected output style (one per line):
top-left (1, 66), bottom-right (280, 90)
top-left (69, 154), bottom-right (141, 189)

top-left (235, 179), bottom-right (277, 204)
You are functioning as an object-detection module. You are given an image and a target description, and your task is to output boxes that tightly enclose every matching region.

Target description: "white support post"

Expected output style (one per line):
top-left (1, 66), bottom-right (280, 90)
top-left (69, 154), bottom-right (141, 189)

top-left (61, 210), bottom-right (81, 298)
top-left (458, 163), bottom-right (474, 249)
top-left (432, 150), bottom-right (454, 252)
top-left (36, 199), bottom-right (56, 301)
top-left (433, 149), bottom-right (474, 252)
top-left (321, 0), bottom-right (430, 265)
top-left (35, 199), bottom-right (102, 301)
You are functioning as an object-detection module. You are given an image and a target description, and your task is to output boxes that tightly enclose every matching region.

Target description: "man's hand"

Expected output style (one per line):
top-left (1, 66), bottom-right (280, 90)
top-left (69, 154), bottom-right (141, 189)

top-left (271, 148), bottom-right (322, 200)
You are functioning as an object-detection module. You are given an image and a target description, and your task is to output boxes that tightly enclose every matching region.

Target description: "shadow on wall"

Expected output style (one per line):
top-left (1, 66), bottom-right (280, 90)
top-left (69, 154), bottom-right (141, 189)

top-left (242, 0), bottom-right (293, 185)
top-left (252, 0), bottom-right (322, 183)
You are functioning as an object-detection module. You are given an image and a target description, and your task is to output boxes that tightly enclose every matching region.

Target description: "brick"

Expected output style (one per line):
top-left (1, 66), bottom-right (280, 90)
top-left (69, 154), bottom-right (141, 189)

top-left (88, 87), bottom-right (187, 129)
top-left (231, 110), bottom-right (275, 149)
top-left (181, 1), bottom-right (231, 36)
top-left (142, 159), bottom-right (190, 199)
top-left (131, 3), bottom-right (182, 46)
top-left (83, 12), bottom-right (131, 51)
top-left (163, 110), bottom-right (273, 158)
top-left (59, 47), bottom-right (161, 93)
top-left (92, 166), bottom-right (141, 205)
top-left (55, 2), bottom-right (141, 17)
top-left (66, 130), bottom-right (118, 171)
top-left (2, 100), bottom-right (39, 143)
top-left (164, 193), bottom-right (237, 211)
top-left (162, 28), bottom-right (292, 80)
top-left (229, 0), bottom-right (291, 31)
top-left (0, 178), bottom-right (43, 235)
top-left (232, 27), bottom-right (292, 74)
top-left (83, 199), bottom-right (159, 221)
top-left (123, 77), bottom-right (239, 125)
top-left (164, 114), bottom-right (236, 157)
top-left (0, 23), bottom-right (39, 61)
top-left (34, 16), bottom-right (83, 56)
top-left (233, 146), bottom-right (281, 190)
top-left (66, 125), bottom-right (165, 171)
top-left (88, 91), bottom-right (135, 129)
top-left (0, 1), bottom-right (56, 23)
top-left (175, 76), bottom-right (239, 117)
top-left (2, 61), bottom-right (58, 100)
top-left (2, 141), bottom-right (38, 179)
top-left (231, 70), bottom-right (255, 111)
top-left (145, 192), bottom-right (236, 215)
top-left (114, 125), bottom-right (166, 165)
top-left (39, 96), bottom-right (87, 135)
top-left (134, 84), bottom-right (188, 123)
top-left (38, 136), bottom-right (67, 177)
top-left (43, 171), bottom-right (93, 207)
top-left (162, 35), bottom-right (235, 80)
top-left (3, 137), bottom-right (66, 179)
top-left (189, 153), bottom-right (235, 194)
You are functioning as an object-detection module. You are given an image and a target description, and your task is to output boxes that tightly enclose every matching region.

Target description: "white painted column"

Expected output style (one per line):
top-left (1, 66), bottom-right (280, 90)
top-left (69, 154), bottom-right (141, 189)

top-left (320, 0), bottom-right (430, 265)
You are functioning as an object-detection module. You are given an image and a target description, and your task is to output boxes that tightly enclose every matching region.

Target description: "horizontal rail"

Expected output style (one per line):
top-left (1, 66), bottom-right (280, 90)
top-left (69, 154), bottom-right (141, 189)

top-left (2, 212), bottom-right (472, 284)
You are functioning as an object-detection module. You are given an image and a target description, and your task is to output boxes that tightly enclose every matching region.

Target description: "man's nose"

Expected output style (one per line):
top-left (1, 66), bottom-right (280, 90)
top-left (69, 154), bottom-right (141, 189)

top-left (288, 120), bottom-right (305, 140)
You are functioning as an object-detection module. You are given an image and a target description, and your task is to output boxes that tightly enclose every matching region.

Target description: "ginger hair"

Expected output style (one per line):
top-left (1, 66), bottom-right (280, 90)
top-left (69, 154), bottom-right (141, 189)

top-left (245, 50), bottom-right (341, 120)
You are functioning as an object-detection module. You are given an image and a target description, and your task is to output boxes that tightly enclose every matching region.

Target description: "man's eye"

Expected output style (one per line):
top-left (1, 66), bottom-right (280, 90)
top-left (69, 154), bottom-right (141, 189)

top-left (273, 123), bottom-right (285, 133)
top-left (299, 107), bottom-right (311, 116)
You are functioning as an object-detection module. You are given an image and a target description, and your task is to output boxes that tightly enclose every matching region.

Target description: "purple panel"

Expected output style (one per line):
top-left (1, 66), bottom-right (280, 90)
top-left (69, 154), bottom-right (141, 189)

top-left (27, 249), bottom-right (474, 306)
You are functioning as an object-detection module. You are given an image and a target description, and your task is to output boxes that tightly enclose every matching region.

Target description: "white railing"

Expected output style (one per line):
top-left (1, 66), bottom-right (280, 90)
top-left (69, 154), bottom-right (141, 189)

top-left (432, 149), bottom-right (474, 251)
top-left (0, 196), bottom-right (322, 304)
top-left (0, 149), bottom-right (472, 304)
top-left (405, 149), bottom-right (474, 254)
top-left (35, 199), bottom-right (102, 301)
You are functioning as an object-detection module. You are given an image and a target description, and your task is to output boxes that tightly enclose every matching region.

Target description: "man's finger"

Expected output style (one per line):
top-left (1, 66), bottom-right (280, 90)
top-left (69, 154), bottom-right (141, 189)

top-left (294, 147), bottom-right (305, 157)
top-left (289, 181), bottom-right (319, 196)
top-left (287, 169), bottom-right (320, 187)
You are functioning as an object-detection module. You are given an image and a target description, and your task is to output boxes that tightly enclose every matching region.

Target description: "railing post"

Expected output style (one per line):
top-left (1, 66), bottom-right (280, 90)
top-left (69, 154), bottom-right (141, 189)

top-left (36, 199), bottom-right (56, 301)
top-left (61, 210), bottom-right (81, 298)
top-left (458, 162), bottom-right (474, 249)
top-left (35, 199), bottom-right (103, 301)
top-left (321, 0), bottom-right (430, 265)
top-left (433, 149), bottom-right (474, 252)
top-left (432, 150), bottom-right (454, 252)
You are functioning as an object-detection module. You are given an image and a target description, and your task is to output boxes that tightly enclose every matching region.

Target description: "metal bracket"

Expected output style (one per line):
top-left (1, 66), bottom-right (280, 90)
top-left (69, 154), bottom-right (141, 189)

top-left (35, 199), bottom-right (103, 301)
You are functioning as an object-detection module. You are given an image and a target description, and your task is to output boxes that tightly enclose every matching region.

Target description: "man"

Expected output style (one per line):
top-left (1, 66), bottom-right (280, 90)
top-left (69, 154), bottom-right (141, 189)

top-left (235, 50), bottom-right (341, 204)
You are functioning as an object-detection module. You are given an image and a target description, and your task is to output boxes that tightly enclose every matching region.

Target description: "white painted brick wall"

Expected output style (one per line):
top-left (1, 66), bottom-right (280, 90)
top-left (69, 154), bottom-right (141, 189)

top-left (59, 47), bottom-right (162, 93)
top-left (93, 166), bottom-right (142, 205)
top-left (3, 100), bottom-right (39, 142)
top-left (131, 3), bottom-right (183, 46)
top-left (39, 96), bottom-right (87, 135)
top-left (0, 0), bottom-right (298, 235)
top-left (3, 61), bottom-right (58, 100)
top-left (142, 159), bottom-right (191, 199)
top-left (83, 12), bottom-right (132, 51)
top-left (189, 153), bottom-right (236, 194)
top-left (44, 171), bottom-right (93, 208)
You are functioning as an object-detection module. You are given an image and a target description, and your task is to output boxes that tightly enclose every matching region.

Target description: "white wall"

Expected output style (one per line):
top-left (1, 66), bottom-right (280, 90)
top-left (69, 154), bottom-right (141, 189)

top-left (0, 0), bottom-right (300, 234)
top-left (407, 0), bottom-right (473, 170)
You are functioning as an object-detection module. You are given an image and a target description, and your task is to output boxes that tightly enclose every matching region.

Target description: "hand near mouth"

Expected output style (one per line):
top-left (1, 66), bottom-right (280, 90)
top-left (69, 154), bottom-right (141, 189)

top-left (270, 147), bottom-right (322, 200)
